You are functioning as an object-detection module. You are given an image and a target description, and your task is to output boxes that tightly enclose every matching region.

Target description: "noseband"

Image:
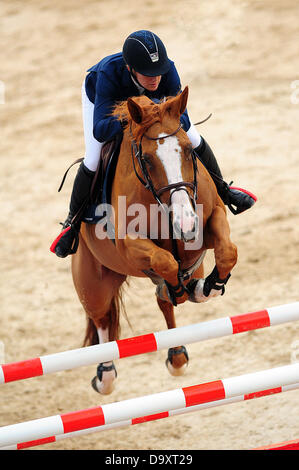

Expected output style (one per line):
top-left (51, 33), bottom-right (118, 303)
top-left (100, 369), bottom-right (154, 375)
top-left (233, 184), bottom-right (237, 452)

top-left (130, 123), bottom-right (198, 208)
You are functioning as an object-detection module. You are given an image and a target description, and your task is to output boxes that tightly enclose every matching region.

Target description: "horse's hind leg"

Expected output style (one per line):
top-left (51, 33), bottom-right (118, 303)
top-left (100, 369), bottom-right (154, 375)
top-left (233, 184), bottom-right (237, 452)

top-left (72, 234), bottom-right (126, 394)
top-left (90, 322), bottom-right (117, 395)
top-left (156, 297), bottom-right (189, 376)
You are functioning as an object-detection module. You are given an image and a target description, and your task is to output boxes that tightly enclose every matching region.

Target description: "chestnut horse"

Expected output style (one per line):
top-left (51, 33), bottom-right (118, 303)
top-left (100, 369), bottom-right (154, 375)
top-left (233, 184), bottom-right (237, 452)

top-left (72, 86), bottom-right (237, 394)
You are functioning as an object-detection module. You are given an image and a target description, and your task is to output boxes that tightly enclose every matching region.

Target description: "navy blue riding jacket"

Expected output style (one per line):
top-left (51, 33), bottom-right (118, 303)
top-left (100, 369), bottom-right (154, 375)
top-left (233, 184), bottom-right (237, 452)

top-left (84, 52), bottom-right (191, 143)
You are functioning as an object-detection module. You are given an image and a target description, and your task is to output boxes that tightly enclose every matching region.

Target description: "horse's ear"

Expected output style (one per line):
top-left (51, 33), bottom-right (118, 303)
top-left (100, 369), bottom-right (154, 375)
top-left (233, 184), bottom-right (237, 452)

top-left (178, 86), bottom-right (189, 115)
top-left (127, 97), bottom-right (143, 124)
top-left (169, 86), bottom-right (189, 118)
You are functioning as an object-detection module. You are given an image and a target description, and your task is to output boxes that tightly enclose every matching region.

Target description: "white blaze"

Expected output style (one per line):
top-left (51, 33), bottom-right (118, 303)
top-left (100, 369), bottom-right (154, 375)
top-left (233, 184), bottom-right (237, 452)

top-left (156, 134), bottom-right (196, 238)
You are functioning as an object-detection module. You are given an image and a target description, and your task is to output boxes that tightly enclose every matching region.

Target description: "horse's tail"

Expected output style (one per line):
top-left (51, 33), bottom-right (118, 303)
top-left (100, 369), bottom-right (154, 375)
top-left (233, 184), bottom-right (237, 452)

top-left (83, 317), bottom-right (98, 347)
top-left (83, 283), bottom-right (129, 347)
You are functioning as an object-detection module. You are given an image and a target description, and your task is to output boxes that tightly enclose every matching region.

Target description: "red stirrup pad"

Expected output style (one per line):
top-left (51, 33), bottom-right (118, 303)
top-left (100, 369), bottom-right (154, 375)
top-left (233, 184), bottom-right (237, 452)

top-left (229, 186), bottom-right (257, 202)
top-left (50, 226), bottom-right (71, 253)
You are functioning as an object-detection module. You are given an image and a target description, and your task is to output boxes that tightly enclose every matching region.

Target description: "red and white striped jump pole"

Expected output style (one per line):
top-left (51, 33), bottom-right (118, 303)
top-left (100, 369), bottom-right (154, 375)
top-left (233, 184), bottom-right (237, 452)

top-left (1, 302), bottom-right (298, 384)
top-left (255, 438), bottom-right (299, 450)
top-left (0, 363), bottom-right (298, 449)
top-left (2, 382), bottom-right (298, 450)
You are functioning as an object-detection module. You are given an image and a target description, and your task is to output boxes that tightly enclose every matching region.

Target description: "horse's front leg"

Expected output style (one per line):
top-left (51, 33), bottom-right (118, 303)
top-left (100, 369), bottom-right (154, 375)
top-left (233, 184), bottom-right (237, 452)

top-left (189, 205), bottom-right (237, 303)
top-left (119, 236), bottom-right (189, 372)
top-left (118, 236), bottom-right (188, 305)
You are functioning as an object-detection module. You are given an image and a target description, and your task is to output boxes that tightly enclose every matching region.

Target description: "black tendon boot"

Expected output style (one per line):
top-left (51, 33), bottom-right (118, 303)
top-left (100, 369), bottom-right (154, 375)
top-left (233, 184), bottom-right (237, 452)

top-left (51, 162), bottom-right (95, 258)
top-left (193, 138), bottom-right (256, 214)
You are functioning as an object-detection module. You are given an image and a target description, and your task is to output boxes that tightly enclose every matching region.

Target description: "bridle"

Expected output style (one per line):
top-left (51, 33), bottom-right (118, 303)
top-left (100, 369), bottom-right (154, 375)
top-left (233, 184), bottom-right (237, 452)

top-left (130, 122), bottom-right (198, 208)
top-left (129, 121), bottom-right (200, 305)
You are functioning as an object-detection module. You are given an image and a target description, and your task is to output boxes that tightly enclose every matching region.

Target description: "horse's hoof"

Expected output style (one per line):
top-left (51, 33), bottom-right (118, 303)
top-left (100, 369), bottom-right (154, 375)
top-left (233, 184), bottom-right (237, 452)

top-left (188, 278), bottom-right (220, 303)
top-left (91, 361), bottom-right (117, 395)
top-left (91, 375), bottom-right (115, 395)
top-left (188, 279), bottom-right (208, 303)
top-left (165, 346), bottom-right (189, 376)
top-left (165, 359), bottom-right (188, 376)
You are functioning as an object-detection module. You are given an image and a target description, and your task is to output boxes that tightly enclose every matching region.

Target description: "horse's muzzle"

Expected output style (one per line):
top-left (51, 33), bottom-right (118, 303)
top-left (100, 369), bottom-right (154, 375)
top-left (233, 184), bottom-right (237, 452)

top-left (173, 212), bottom-right (199, 242)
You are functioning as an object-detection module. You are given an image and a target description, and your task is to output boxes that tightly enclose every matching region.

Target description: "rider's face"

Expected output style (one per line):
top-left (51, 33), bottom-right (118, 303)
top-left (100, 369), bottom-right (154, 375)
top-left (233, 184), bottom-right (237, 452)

top-left (135, 72), bottom-right (161, 91)
top-left (129, 67), bottom-right (161, 91)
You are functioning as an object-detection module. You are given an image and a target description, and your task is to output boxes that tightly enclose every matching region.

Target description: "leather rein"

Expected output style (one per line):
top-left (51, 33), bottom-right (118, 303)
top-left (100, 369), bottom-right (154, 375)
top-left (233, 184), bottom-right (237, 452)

top-left (129, 123), bottom-right (198, 208)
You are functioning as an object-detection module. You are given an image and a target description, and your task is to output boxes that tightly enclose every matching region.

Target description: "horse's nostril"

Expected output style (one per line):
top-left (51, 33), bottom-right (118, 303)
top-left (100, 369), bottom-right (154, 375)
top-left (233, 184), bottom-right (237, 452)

top-left (173, 220), bottom-right (181, 233)
top-left (172, 220), bottom-right (184, 240)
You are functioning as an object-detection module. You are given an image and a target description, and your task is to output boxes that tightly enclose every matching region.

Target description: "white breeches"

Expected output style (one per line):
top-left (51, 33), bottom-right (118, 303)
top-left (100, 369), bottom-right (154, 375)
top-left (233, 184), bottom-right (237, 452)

top-left (81, 81), bottom-right (202, 172)
top-left (81, 82), bottom-right (103, 172)
top-left (186, 123), bottom-right (202, 148)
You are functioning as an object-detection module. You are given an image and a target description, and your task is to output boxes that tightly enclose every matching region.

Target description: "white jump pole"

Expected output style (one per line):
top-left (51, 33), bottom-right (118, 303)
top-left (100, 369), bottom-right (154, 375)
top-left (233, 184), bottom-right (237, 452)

top-left (0, 363), bottom-right (298, 448)
top-left (1, 302), bottom-right (298, 384)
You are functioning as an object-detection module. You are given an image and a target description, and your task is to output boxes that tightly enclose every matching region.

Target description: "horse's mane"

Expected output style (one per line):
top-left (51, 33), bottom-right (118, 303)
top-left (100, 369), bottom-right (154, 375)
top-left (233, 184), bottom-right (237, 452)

top-left (112, 100), bottom-right (131, 124)
top-left (112, 95), bottom-right (177, 142)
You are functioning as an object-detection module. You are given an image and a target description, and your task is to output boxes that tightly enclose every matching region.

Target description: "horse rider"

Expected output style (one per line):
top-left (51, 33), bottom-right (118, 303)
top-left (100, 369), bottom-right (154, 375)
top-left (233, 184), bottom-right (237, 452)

top-left (52, 30), bottom-right (256, 258)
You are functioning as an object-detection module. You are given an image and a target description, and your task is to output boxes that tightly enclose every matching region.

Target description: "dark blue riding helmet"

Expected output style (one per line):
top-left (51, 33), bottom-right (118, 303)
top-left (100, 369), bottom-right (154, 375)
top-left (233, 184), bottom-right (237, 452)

top-left (122, 30), bottom-right (171, 77)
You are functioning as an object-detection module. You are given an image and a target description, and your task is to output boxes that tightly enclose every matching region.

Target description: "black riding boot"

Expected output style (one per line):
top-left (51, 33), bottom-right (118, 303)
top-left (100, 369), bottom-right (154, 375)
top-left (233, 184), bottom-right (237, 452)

top-left (193, 138), bottom-right (256, 214)
top-left (51, 162), bottom-right (95, 258)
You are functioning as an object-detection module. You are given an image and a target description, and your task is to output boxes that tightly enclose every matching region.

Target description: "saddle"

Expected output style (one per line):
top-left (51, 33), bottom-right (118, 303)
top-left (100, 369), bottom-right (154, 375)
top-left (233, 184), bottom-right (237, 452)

top-left (92, 133), bottom-right (123, 206)
top-left (65, 135), bottom-right (123, 225)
